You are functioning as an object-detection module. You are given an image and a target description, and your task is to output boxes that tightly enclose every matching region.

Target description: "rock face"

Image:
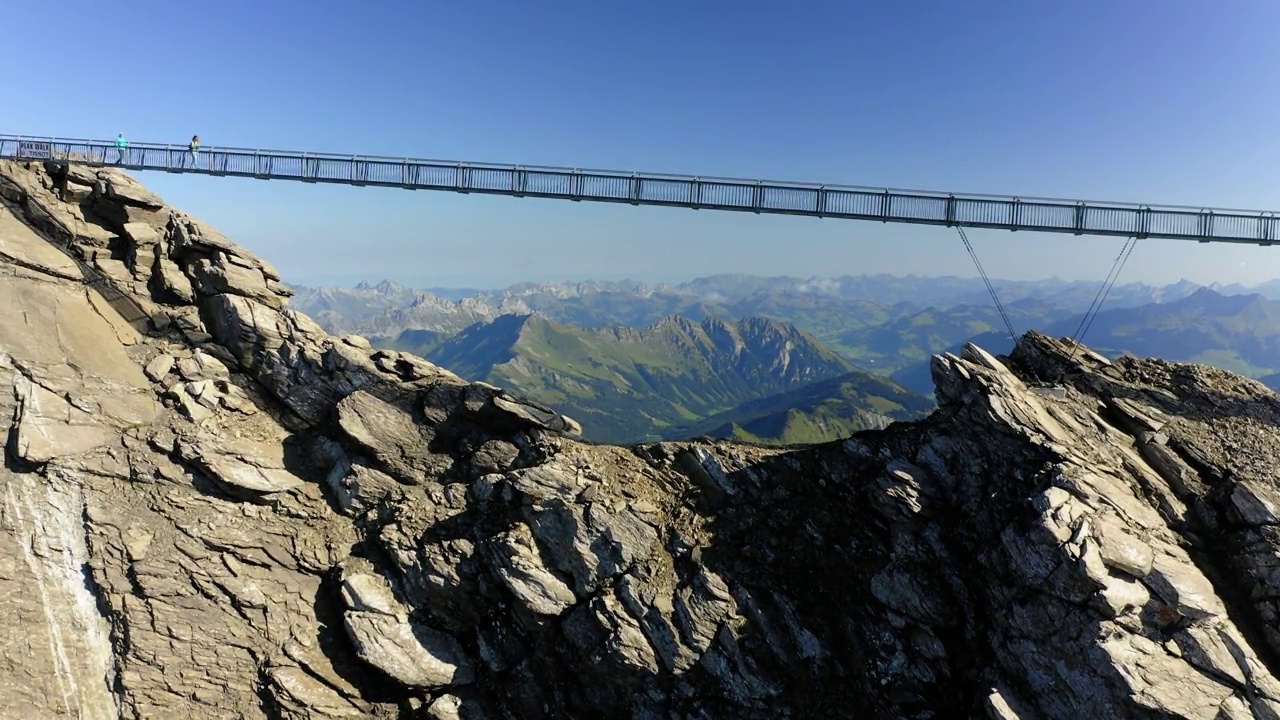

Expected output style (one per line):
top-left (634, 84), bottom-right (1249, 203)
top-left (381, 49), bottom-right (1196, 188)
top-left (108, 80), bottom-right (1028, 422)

top-left (3, 158), bottom-right (1280, 718)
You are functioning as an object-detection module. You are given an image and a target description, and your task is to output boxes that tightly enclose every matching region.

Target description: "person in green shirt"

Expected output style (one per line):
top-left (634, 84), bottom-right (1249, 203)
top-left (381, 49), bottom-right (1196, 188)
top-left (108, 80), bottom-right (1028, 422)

top-left (114, 133), bottom-right (127, 164)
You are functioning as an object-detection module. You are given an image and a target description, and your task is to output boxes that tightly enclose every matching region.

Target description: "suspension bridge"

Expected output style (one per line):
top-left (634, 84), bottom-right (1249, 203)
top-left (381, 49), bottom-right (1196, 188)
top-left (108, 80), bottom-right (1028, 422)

top-left (2, 134), bottom-right (1277, 246)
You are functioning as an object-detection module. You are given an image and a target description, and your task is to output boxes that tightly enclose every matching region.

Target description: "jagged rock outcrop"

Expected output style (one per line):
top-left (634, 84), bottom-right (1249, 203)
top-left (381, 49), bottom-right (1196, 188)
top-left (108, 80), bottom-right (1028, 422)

top-left (4, 157), bottom-right (1280, 718)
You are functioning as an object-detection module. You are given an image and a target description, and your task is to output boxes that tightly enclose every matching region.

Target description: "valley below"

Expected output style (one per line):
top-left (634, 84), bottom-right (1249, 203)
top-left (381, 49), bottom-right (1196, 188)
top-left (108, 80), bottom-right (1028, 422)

top-left (293, 273), bottom-right (1280, 445)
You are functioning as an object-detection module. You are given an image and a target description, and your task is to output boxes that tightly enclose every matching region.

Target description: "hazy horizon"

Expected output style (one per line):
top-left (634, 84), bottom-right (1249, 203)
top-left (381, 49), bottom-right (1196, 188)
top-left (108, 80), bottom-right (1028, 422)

top-left (287, 269), bottom-right (1273, 294)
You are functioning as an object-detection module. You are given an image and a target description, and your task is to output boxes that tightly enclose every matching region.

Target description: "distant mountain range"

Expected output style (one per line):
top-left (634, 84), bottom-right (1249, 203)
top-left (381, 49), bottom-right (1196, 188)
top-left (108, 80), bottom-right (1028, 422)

top-left (288, 273), bottom-right (1280, 444)
top-left (288, 273), bottom-right (1280, 354)
top-left (887, 286), bottom-right (1280, 395)
top-left (288, 274), bottom-right (1280, 337)
top-left (421, 313), bottom-right (917, 443)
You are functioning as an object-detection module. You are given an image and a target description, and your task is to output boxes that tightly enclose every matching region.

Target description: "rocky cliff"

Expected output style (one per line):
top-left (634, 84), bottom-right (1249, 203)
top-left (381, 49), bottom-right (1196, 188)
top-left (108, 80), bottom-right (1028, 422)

top-left (2, 158), bottom-right (1280, 718)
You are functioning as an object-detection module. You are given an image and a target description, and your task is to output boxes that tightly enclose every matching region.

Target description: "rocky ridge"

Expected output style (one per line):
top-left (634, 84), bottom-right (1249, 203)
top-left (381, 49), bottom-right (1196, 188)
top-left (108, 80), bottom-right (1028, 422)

top-left (2, 157), bottom-right (1280, 718)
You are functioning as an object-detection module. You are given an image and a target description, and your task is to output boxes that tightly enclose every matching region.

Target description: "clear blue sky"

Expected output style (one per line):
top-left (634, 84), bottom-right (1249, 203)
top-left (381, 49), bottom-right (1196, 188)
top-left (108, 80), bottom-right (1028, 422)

top-left (7, 0), bottom-right (1280, 289)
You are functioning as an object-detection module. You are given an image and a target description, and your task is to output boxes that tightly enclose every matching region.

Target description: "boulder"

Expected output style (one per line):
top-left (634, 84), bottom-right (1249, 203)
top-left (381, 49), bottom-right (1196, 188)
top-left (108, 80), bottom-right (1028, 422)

top-left (11, 374), bottom-right (115, 463)
top-left (153, 257), bottom-right (195, 303)
top-left (339, 561), bottom-right (475, 689)
top-left (178, 437), bottom-right (306, 496)
top-left (98, 169), bottom-right (165, 208)
top-left (143, 353), bottom-right (176, 382)
top-left (189, 255), bottom-right (282, 308)
top-left (335, 390), bottom-right (450, 483)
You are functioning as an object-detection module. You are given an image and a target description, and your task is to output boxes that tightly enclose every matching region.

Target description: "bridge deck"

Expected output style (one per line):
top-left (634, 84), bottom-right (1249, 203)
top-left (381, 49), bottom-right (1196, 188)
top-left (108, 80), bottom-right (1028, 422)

top-left (1, 134), bottom-right (1274, 245)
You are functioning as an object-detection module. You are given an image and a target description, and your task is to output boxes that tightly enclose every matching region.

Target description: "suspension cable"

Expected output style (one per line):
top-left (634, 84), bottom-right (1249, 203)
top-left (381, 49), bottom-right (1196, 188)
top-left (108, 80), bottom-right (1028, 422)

top-left (955, 225), bottom-right (1018, 345)
top-left (1065, 236), bottom-right (1138, 366)
top-left (1069, 236), bottom-right (1131, 346)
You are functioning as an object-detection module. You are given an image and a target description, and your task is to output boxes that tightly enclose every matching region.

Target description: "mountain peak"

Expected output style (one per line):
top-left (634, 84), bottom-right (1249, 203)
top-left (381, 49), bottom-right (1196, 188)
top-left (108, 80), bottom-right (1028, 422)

top-left (350, 279), bottom-right (407, 294)
top-left (1186, 285), bottom-right (1222, 298)
top-left (1174, 286), bottom-right (1269, 315)
top-left (652, 313), bottom-right (700, 332)
top-left (736, 315), bottom-right (793, 334)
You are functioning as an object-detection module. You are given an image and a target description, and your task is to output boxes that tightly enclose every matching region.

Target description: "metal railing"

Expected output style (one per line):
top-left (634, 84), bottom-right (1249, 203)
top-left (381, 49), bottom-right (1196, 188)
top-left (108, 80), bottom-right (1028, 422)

top-left (2, 133), bottom-right (1275, 245)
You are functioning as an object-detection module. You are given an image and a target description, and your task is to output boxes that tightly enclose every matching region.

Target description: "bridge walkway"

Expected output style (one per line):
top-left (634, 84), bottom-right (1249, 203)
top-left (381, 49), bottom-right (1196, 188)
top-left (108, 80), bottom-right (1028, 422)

top-left (1, 134), bottom-right (1274, 246)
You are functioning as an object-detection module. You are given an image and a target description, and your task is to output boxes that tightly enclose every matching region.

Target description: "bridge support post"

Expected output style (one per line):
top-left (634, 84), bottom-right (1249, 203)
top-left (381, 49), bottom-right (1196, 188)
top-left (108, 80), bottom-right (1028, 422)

top-left (456, 163), bottom-right (470, 194)
top-left (513, 166), bottom-right (526, 197)
top-left (1197, 210), bottom-right (1213, 241)
top-left (1137, 206), bottom-right (1151, 238)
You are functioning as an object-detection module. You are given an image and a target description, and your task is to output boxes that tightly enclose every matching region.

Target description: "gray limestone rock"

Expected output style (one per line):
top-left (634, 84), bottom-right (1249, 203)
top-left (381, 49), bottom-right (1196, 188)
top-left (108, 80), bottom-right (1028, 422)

top-left (190, 255), bottom-right (283, 308)
top-left (178, 436), bottom-right (307, 496)
top-left (484, 522), bottom-right (578, 616)
top-left (155, 256), bottom-right (195, 303)
top-left (339, 561), bottom-right (475, 689)
top-left (98, 169), bottom-right (165, 208)
top-left (334, 389), bottom-right (458, 483)
top-left (144, 352), bottom-right (176, 382)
